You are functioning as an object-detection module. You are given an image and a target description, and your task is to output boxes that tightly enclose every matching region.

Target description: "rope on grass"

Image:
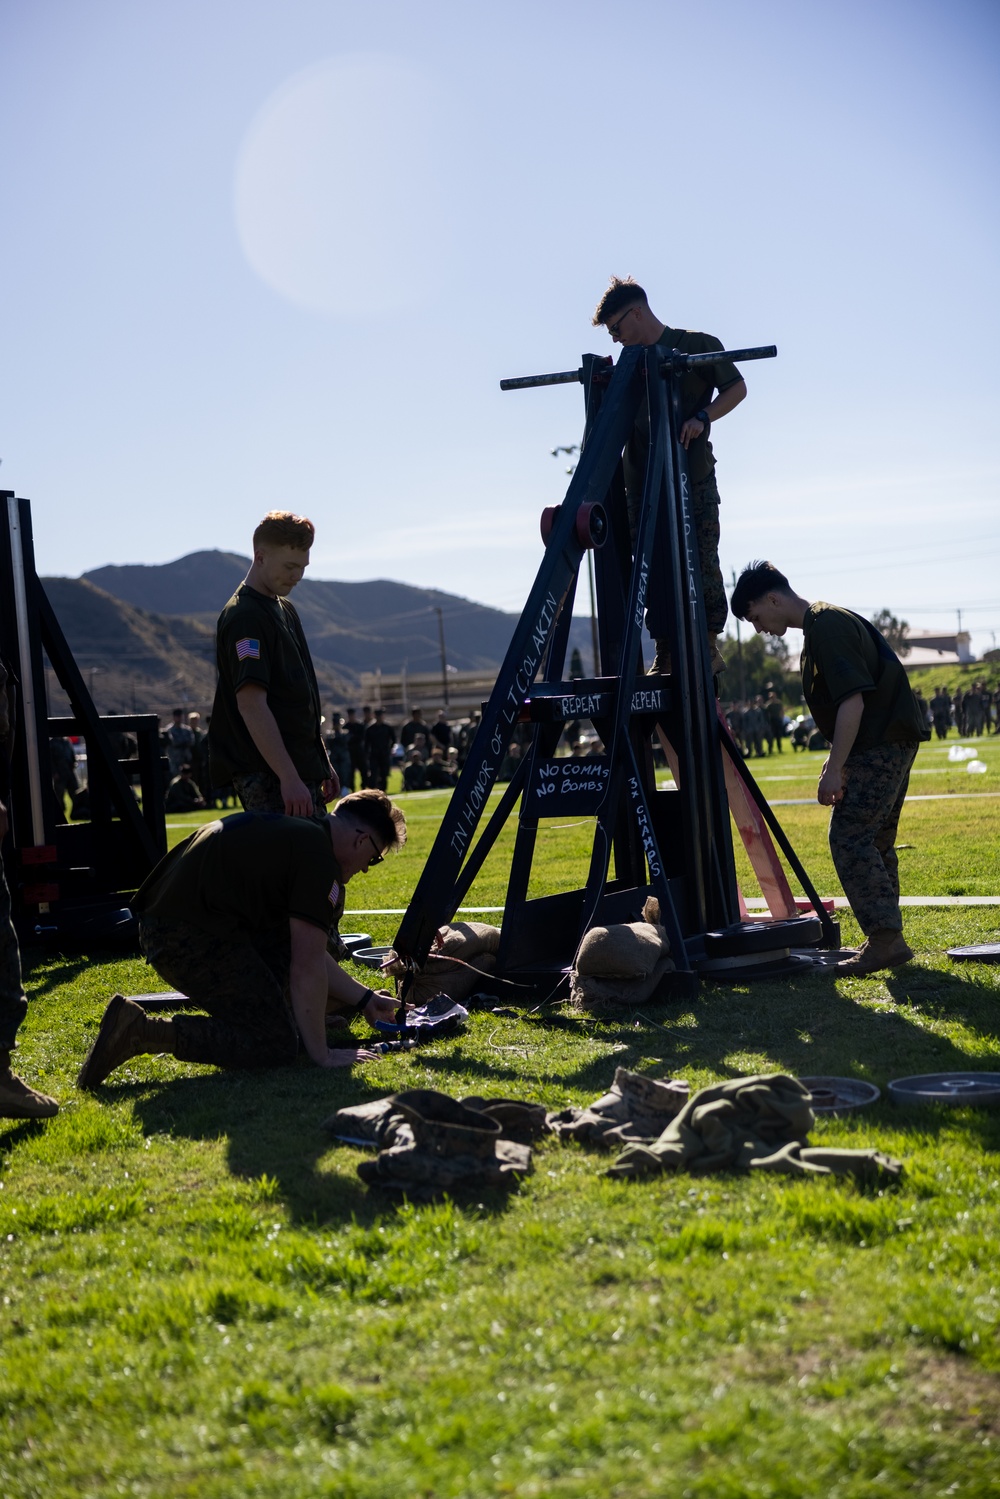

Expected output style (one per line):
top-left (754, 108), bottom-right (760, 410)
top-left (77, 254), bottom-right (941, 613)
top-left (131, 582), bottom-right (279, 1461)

top-left (378, 947), bottom-right (537, 990)
top-left (486, 1027), bottom-right (531, 1058)
top-left (634, 1011), bottom-right (687, 1039)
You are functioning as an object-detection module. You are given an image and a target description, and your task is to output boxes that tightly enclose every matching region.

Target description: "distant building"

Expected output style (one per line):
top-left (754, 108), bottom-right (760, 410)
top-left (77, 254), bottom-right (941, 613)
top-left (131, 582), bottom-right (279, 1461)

top-left (358, 668), bottom-right (498, 717)
top-left (901, 629), bottom-right (974, 669)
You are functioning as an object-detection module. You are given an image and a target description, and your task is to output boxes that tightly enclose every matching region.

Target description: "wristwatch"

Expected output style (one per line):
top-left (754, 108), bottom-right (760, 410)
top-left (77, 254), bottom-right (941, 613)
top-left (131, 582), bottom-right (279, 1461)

top-left (695, 409), bottom-right (710, 428)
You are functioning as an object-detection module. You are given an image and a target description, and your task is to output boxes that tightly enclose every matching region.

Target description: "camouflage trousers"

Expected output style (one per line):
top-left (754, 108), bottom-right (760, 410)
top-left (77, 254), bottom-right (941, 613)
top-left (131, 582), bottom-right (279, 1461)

top-left (828, 741), bottom-right (917, 936)
top-left (0, 857), bottom-right (27, 1051)
top-left (138, 916), bottom-right (299, 1069)
top-left (628, 470), bottom-right (728, 639)
top-left (233, 771), bottom-right (329, 820)
top-left (687, 473), bottom-right (727, 638)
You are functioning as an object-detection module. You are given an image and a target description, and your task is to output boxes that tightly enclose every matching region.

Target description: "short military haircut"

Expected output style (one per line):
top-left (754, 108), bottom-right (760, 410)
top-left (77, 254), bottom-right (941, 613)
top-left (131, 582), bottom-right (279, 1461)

top-left (338, 789), bottom-right (407, 852)
top-left (252, 510), bottom-right (315, 551)
top-left (592, 276), bottom-right (649, 326)
top-left (731, 561), bottom-right (792, 621)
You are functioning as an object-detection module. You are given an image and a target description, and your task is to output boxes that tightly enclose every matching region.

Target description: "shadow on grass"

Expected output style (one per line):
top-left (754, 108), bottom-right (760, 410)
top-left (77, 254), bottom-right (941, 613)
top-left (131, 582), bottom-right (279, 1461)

top-left (0, 1116), bottom-right (52, 1158)
top-left (102, 1067), bottom-right (527, 1229)
top-left (517, 961), bottom-right (1000, 1088)
top-left (22, 953), bottom-right (96, 997)
top-left (78, 955), bottom-right (1000, 1219)
top-left (884, 964), bottom-right (1000, 1034)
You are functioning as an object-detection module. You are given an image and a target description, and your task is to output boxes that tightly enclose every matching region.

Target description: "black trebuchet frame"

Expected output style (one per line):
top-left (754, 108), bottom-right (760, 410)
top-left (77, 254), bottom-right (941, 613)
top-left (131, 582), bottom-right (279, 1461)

top-left (392, 343), bottom-right (838, 997)
top-left (0, 494), bottom-right (166, 943)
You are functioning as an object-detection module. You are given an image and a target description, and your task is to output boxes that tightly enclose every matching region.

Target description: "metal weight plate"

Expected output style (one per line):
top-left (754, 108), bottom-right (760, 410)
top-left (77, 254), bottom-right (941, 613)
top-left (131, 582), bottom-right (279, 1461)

top-left (130, 991), bottom-right (188, 1010)
top-left (946, 944), bottom-right (1000, 963)
top-left (352, 946), bottom-right (395, 970)
top-left (798, 1076), bottom-right (880, 1114)
top-left (888, 1073), bottom-right (1000, 1107)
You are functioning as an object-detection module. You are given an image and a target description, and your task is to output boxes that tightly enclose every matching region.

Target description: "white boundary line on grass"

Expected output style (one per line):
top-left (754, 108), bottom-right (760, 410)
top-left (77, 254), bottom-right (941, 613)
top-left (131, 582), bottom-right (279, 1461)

top-left (345, 897), bottom-right (1000, 914)
top-left (768, 792), bottom-right (1000, 807)
top-left (166, 790), bottom-right (1000, 831)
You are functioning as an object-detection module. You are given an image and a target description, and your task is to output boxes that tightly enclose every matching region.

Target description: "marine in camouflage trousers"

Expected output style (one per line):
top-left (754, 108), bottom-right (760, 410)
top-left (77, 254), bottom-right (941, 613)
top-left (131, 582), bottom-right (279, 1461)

top-left (233, 771), bottom-right (329, 820)
top-left (828, 741), bottom-right (917, 936)
top-left (628, 470), bottom-right (728, 640)
top-left (138, 916), bottom-right (299, 1069)
top-left (0, 856), bottom-right (27, 1052)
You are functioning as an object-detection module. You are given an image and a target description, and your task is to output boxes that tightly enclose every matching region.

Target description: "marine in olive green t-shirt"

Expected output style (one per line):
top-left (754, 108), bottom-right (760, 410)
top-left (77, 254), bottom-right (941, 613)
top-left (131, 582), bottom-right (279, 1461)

top-left (623, 325), bottom-right (744, 497)
top-left (209, 583), bottom-right (328, 787)
top-left (800, 604), bottom-right (929, 751)
top-left (132, 813), bottom-right (344, 938)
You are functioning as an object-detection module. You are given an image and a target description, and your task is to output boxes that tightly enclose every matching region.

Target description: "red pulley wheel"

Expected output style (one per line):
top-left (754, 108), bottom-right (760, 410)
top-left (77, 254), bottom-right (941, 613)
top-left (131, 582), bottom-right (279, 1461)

top-left (540, 505), bottom-right (560, 544)
top-left (575, 502), bottom-right (608, 549)
top-left (541, 501), bottom-right (608, 548)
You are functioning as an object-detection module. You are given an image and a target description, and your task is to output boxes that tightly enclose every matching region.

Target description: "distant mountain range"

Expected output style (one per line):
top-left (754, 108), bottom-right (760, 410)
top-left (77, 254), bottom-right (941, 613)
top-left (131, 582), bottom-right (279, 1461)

top-left (41, 550), bottom-right (592, 718)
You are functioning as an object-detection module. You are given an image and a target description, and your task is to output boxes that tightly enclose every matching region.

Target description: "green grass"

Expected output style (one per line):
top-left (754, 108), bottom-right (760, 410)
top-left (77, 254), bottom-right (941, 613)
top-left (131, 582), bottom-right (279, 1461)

top-left (162, 735), bottom-right (1000, 910)
top-left (3, 755), bottom-right (1000, 1497)
top-left (905, 661), bottom-right (1000, 697)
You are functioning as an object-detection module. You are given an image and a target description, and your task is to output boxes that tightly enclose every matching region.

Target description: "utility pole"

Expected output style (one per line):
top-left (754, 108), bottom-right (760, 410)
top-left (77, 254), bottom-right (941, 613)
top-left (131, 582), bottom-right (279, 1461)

top-left (586, 552), bottom-right (599, 676)
top-left (433, 606), bottom-right (449, 706)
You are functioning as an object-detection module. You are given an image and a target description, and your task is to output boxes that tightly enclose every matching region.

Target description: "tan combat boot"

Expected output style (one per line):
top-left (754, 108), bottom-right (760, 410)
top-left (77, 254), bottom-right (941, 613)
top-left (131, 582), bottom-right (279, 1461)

top-left (0, 1050), bottom-right (59, 1119)
top-left (835, 929), bottom-right (914, 976)
top-left (77, 995), bottom-right (175, 1090)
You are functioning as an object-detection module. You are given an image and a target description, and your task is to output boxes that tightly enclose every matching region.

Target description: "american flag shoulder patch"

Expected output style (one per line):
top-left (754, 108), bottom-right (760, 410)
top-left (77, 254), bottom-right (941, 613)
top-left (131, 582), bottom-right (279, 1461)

top-left (236, 637), bottom-right (261, 661)
top-left (328, 880), bottom-right (341, 908)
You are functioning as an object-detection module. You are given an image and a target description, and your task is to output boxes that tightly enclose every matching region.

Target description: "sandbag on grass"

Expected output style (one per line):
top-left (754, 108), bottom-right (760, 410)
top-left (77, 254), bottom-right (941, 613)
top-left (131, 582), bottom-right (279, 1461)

top-left (570, 911), bottom-right (673, 1014)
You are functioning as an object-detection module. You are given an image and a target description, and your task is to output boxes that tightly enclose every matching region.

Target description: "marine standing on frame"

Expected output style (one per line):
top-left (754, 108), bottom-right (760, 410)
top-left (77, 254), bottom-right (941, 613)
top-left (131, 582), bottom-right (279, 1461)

top-left (208, 511), bottom-right (339, 818)
top-left (731, 562), bottom-right (929, 977)
top-left (592, 276), bottom-right (748, 676)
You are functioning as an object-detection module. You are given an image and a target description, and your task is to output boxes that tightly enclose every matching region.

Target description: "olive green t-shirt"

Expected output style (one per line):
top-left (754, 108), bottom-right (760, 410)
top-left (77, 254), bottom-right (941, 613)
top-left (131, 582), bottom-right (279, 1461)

top-left (800, 604), bottom-right (929, 752)
top-left (208, 584), bottom-right (327, 784)
top-left (132, 813), bottom-right (344, 938)
top-left (623, 325), bottom-right (743, 496)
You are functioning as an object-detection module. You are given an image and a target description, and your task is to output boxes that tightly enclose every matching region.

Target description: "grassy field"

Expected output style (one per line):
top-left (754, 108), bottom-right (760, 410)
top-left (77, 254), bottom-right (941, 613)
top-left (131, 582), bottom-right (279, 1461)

top-left (905, 661), bottom-right (1000, 697)
top-left (2, 733), bottom-right (999, 1498)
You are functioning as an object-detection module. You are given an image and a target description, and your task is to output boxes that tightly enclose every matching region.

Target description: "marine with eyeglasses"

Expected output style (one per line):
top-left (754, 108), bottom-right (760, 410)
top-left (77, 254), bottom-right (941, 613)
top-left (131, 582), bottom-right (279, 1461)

top-left (77, 791), bottom-right (408, 1090)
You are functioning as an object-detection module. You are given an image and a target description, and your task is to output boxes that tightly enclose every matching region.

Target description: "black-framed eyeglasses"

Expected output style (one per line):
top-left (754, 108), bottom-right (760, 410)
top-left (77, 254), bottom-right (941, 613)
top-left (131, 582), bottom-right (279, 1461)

top-left (607, 306), bottom-right (636, 339)
top-left (362, 832), bottom-right (385, 865)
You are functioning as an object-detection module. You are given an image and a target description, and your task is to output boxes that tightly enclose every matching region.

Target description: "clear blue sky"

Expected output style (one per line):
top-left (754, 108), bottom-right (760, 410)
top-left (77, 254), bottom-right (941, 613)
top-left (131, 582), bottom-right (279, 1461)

top-left (2, 0), bottom-right (998, 654)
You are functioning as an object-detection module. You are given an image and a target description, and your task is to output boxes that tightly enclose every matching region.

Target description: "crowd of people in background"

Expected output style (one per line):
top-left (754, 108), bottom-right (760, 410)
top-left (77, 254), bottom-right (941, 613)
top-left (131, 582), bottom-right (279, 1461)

top-left (722, 681), bottom-right (1000, 761)
top-left (158, 704), bottom-right (486, 811)
top-left (324, 704), bottom-right (483, 795)
top-left (926, 683), bottom-right (999, 740)
top-left (45, 681), bottom-right (1000, 824)
top-left (723, 687), bottom-right (789, 758)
